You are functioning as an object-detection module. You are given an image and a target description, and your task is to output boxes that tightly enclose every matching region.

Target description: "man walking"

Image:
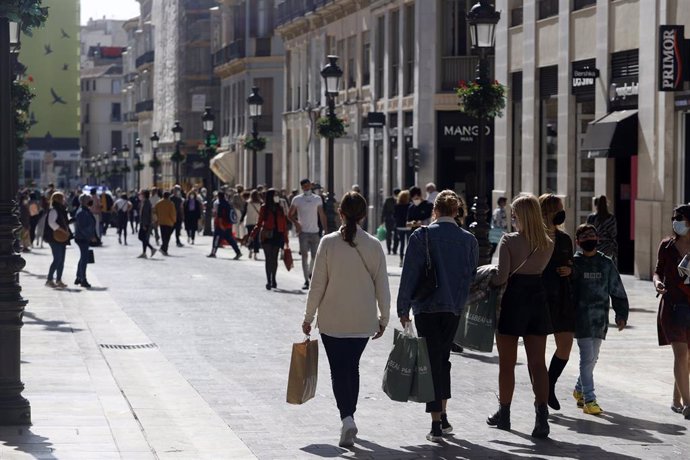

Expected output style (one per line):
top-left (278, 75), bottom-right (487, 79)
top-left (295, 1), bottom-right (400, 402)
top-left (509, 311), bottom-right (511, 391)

top-left (154, 191), bottom-right (176, 256)
top-left (208, 191), bottom-right (242, 260)
top-left (171, 185), bottom-right (185, 247)
top-left (89, 188), bottom-right (102, 240)
top-left (289, 178), bottom-right (327, 290)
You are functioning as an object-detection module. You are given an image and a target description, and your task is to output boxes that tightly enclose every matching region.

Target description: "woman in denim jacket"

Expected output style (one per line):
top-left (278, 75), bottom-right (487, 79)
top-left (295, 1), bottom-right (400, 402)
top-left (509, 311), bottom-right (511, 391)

top-left (397, 190), bottom-right (478, 442)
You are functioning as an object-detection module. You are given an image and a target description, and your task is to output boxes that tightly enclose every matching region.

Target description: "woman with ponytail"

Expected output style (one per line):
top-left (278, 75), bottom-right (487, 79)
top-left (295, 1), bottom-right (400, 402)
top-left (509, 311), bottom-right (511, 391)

top-left (302, 192), bottom-right (390, 447)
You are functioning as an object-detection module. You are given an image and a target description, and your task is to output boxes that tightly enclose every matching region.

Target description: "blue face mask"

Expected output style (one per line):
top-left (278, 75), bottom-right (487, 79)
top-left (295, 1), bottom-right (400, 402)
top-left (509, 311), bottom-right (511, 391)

top-left (673, 220), bottom-right (690, 236)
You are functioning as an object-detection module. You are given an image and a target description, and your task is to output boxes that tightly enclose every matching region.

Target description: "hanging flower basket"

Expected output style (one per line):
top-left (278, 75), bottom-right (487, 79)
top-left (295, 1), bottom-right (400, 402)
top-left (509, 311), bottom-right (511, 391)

top-left (121, 165), bottom-right (131, 173)
top-left (455, 79), bottom-right (507, 120)
top-left (244, 137), bottom-right (267, 152)
top-left (170, 150), bottom-right (185, 163)
top-left (317, 116), bottom-right (347, 139)
top-left (148, 158), bottom-right (161, 169)
top-left (134, 162), bottom-right (145, 172)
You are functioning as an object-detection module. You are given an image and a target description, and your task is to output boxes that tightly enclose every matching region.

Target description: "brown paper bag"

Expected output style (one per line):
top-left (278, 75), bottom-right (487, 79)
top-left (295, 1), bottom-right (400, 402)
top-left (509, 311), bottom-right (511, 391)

top-left (286, 338), bottom-right (318, 404)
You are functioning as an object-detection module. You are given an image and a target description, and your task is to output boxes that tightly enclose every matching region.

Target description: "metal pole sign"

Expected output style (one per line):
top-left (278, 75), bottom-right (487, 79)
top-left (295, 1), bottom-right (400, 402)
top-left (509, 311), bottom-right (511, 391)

top-left (659, 25), bottom-right (687, 91)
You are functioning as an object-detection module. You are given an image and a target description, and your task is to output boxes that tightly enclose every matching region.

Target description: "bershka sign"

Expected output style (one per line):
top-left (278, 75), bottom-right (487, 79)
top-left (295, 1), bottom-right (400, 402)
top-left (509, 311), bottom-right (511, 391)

top-left (571, 68), bottom-right (599, 93)
top-left (659, 25), bottom-right (687, 91)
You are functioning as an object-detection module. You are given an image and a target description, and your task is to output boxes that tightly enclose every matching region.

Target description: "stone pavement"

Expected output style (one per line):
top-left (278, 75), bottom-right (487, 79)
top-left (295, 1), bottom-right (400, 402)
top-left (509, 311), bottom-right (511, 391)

top-left (3, 230), bottom-right (690, 459)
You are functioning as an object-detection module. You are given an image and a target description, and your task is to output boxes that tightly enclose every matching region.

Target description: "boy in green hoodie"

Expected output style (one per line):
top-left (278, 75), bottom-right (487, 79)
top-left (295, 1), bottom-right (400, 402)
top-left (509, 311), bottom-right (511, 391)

top-left (571, 224), bottom-right (629, 415)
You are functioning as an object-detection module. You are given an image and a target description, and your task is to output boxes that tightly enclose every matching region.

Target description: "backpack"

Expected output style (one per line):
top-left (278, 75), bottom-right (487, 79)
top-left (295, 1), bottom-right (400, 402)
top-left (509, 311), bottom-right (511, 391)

top-left (228, 206), bottom-right (238, 225)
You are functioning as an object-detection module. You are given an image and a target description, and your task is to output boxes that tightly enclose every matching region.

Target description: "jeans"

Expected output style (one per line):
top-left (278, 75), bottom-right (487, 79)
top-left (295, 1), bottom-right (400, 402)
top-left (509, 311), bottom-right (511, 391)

top-left (211, 227), bottom-right (240, 255)
top-left (175, 221), bottom-right (183, 244)
top-left (160, 225), bottom-right (174, 253)
top-left (298, 232), bottom-right (320, 282)
top-left (262, 243), bottom-right (280, 284)
top-left (321, 334), bottom-right (369, 420)
top-left (139, 225), bottom-right (155, 253)
top-left (414, 312), bottom-right (460, 413)
top-left (48, 242), bottom-right (66, 282)
top-left (575, 337), bottom-right (603, 403)
top-left (93, 214), bottom-right (102, 238)
top-left (76, 240), bottom-right (89, 282)
top-left (397, 228), bottom-right (410, 261)
top-left (385, 223), bottom-right (396, 254)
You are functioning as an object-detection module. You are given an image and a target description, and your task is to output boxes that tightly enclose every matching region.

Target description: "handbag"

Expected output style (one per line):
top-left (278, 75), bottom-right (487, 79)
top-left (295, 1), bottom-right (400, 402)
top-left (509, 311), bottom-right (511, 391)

top-left (53, 227), bottom-right (70, 243)
top-left (412, 227), bottom-right (437, 301)
top-left (286, 337), bottom-right (318, 404)
top-left (283, 248), bottom-right (294, 271)
top-left (671, 303), bottom-right (690, 327)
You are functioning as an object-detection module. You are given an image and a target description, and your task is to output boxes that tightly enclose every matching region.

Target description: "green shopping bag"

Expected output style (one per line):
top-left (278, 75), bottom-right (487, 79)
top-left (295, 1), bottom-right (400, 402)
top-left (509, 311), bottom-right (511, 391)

top-left (376, 224), bottom-right (387, 241)
top-left (455, 287), bottom-right (498, 352)
top-left (409, 336), bottom-right (435, 403)
top-left (382, 326), bottom-right (417, 402)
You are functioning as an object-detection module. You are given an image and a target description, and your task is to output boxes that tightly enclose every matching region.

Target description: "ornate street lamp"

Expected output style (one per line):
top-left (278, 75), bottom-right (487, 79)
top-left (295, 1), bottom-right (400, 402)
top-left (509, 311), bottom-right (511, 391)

top-left (150, 131), bottom-right (159, 187)
top-left (467, 0), bottom-right (500, 265)
top-left (171, 120), bottom-right (184, 185)
top-left (247, 86), bottom-right (263, 187)
top-left (320, 55), bottom-right (343, 232)
top-left (121, 144), bottom-right (130, 191)
top-left (134, 138), bottom-right (143, 191)
top-left (202, 107), bottom-right (215, 235)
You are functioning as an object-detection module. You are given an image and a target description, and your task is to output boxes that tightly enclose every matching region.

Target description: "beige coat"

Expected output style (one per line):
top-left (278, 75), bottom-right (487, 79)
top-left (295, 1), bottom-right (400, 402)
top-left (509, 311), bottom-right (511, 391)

top-left (304, 227), bottom-right (390, 336)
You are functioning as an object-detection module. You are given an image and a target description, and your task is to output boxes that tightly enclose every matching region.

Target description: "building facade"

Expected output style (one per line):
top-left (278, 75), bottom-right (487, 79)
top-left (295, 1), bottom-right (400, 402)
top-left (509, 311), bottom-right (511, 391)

top-left (80, 17), bottom-right (128, 69)
top-left (211, 0), bottom-right (285, 188)
top-left (276, 0), bottom-right (494, 225)
top-left (494, 0), bottom-right (690, 278)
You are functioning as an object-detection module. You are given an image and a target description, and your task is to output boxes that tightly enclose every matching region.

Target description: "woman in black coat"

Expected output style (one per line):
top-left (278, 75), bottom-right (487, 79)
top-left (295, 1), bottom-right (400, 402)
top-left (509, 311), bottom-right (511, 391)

top-left (183, 191), bottom-right (202, 244)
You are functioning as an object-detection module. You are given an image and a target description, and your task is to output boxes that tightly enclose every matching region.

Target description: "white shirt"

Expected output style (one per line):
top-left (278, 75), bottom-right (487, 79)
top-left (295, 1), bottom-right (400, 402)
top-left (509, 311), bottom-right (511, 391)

top-left (113, 198), bottom-right (131, 213)
top-left (291, 193), bottom-right (322, 233)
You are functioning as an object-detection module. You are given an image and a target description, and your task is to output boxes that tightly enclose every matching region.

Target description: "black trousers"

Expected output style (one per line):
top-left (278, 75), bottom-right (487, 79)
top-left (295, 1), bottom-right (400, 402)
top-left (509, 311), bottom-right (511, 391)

top-left (321, 334), bottom-right (368, 420)
top-left (414, 312), bottom-right (460, 413)
top-left (174, 220), bottom-right (183, 244)
top-left (160, 225), bottom-right (173, 253)
top-left (262, 243), bottom-right (280, 283)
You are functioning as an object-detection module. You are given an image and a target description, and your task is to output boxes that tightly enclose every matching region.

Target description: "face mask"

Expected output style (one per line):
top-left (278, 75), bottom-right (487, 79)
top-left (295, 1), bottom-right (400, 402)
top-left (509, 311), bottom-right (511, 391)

top-left (304, 190), bottom-right (312, 196)
top-left (412, 198), bottom-right (422, 206)
top-left (673, 220), bottom-right (690, 236)
top-left (552, 210), bottom-right (566, 226)
top-left (273, 196), bottom-right (280, 204)
top-left (87, 201), bottom-right (93, 207)
top-left (579, 240), bottom-right (598, 252)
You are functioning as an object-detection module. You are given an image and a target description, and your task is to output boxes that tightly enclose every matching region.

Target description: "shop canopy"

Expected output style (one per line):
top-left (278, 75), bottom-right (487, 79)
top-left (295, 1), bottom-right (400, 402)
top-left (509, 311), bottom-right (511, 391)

top-left (580, 110), bottom-right (638, 159)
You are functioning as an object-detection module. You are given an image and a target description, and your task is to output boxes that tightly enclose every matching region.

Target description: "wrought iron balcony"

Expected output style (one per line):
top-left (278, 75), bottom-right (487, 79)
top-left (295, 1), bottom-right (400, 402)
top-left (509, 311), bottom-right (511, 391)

top-left (135, 99), bottom-right (154, 113)
top-left (135, 50), bottom-right (154, 68)
top-left (212, 40), bottom-right (246, 67)
top-left (275, 0), bottom-right (335, 28)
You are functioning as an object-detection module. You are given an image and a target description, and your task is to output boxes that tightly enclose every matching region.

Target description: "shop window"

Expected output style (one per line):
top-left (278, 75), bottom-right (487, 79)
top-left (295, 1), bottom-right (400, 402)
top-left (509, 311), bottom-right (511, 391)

top-left (537, 0), bottom-right (558, 20)
top-left (510, 7), bottom-right (523, 27)
top-left (576, 101), bottom-right (595, 223)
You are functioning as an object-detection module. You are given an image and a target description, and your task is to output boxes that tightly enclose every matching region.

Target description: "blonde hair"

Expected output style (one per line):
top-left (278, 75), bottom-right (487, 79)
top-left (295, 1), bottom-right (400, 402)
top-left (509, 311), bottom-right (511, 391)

top-left (512, 194), bottom-right (551, 250)
top-left (538, 193), bottom-right (563, 233)
top-left (50, 191), bottom-right (65, 207)
top-left (433, 190), bottom-right (460, 217)
top-left (397, 189), bottom-right (410, 205)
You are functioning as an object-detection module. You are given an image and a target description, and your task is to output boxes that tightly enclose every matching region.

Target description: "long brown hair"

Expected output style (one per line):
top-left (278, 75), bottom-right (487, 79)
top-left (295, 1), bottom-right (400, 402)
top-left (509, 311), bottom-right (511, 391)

top-left (512, 194), bottom-right (552, 250)
top-left (339, 192), bottom-right (367, 247)
top-left (539, 193), bottom-right (562, 234)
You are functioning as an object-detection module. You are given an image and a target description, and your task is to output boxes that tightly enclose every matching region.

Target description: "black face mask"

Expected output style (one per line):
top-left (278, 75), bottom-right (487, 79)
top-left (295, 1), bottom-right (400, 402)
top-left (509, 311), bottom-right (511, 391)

top-left (579, 240), bottom-right (598, 252)
top-left (553, 210), bottom-right (566, 226)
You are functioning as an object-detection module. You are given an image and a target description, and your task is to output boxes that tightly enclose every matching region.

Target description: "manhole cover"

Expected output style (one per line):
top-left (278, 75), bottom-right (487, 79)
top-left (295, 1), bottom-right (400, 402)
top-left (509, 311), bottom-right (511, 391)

top-left (99, 343), bottom-right (158, 350)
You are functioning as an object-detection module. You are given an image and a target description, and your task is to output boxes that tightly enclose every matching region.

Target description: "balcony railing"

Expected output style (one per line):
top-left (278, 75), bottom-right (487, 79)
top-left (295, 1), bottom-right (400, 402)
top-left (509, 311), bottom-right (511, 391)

top-left (275, 0), bottom-right (335, 28)
top-left (123, 112), bottom-right (139, 122)
top-left (124, 72), bottom-right (137, 84)
top-left (135, 50), bottom-right (154, 68)
top-left (135, 99), bottom-right (154, 113)
top-left (440, 56), bottom-right (494, 92)
top-left (212, 40), bottom-right (246, 67)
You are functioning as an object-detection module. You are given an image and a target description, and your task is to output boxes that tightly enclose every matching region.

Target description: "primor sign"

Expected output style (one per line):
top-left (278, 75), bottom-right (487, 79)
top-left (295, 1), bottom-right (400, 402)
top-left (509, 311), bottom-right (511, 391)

top-left (659, 25), bottom-right (687, 92)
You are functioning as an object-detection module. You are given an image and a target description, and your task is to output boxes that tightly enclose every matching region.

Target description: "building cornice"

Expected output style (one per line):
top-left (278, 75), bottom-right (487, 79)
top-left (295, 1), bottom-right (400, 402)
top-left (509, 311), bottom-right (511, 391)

top-left (276, 0), bottom-right (372, 40)
top-left (214, 56), bottom-right (285, 79)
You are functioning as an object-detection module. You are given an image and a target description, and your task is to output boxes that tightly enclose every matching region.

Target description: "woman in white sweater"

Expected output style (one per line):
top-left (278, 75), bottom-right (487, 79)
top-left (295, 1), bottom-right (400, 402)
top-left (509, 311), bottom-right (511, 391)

top-left (302, 192), bottom-right (390, 448)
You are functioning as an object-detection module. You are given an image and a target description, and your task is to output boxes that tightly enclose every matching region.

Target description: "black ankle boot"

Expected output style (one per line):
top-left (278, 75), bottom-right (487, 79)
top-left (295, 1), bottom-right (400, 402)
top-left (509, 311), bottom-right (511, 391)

top-left (487, 403), bottom-right (510, 430)
top-left (532, 403), bottom-right (550, 438)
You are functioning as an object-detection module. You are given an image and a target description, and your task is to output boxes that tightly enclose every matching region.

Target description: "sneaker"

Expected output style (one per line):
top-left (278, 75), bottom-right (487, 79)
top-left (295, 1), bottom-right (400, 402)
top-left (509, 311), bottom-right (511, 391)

top-left (302, 281), bottom-right (310, 290)
top-left (339, 416), bottom-right (357, 447)
top-left (55, 281), bottom-right (67, 289)
top-left (150, 248), bottom-right (157, 258)
top-left (45, 280), bottom-right (56, 288)
top-left (583, 400), bottom-right (603, 415)
top-left (573, 390), bottom-right (584, 408)
top-left (440, 413), bottom-right (453, 435)
top-left (233, 252), bottom-right (242, 260)
top-left (137, 253), bottom-right (147, 259)
top-left (426, 421), bottom-right (443, 443)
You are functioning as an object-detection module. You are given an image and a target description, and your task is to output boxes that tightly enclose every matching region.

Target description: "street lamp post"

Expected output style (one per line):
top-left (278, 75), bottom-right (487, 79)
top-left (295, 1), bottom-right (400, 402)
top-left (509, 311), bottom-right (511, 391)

top-left (171, 120), bottom-right (183, 186)
top-left (111, 147), bottom-right (120, 190)
top-left (467, 0), bottom-right (500, 265)
top-left (121, 144), bottom-right (130, 191)
top-left (134, 138), bottom-right (143, 191)
top-left (320, 55), bottom-right (343, 233)
top-left (247, 86), bottom-right (264, 188)
top-left (202, 107), bottom-right (216, 236)
top-left (150, 131), bottom-right (159, 187)
top-left (103, 153), bottom-right (110, 189)
top-left (0, 17), bottom-right (31, 424)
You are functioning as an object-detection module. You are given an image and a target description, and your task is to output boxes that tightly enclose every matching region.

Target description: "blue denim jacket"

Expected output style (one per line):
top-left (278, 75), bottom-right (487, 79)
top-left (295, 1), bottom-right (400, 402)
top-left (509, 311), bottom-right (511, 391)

top-left (397, 217), bottom-right (479, 317)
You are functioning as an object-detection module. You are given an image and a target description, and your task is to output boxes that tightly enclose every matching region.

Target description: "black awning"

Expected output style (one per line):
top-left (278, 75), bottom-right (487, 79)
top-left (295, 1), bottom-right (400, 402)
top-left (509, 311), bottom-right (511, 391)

top-left (580, 110), bottom-right (638, 159)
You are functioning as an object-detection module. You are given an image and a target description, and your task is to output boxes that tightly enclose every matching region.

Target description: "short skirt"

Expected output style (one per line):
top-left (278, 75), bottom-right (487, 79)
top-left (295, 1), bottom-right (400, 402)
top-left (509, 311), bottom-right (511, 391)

top-left (498, 274), bottom-right (553, 337)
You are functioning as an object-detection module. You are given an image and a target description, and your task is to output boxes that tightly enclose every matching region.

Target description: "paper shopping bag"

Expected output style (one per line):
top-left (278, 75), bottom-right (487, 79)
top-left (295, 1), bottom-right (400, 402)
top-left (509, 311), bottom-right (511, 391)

top-left (409, 336), bottom-right (435, 403)
top-left (455, 287), bottom-right (498, 352)
top-left (283, 248), bottom-right (294, 271)
top-left (382, 327), bottom-right (417, 402)
top-left (286, 338), bottom-right (318, 404)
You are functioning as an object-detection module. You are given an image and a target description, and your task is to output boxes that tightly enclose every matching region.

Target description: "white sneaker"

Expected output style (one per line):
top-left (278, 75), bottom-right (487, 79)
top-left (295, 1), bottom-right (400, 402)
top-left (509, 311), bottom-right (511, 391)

top-left (339, 416), bottom-right (357, 447)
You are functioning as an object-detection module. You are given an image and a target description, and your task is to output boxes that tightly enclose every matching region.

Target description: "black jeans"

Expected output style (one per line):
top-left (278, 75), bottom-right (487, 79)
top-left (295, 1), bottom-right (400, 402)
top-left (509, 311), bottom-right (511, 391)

top-left (414, 312), bottom-right (460, 413)
top-left (262, 243), bottom-right (280, 284)
top-left (160, 225), bottom-right (173, 253)
top-left (321, 334), bottom-right (369, 420)
top-left (385, 223), bottom-right (396, 253)
top-left (175, 221), bottom-right (183, 244)
top-left (397, 229), bottom-right (410, 261)
top-left (139, 226), bottom-right (155, 253)
top-left (211, 228), bottom-right (241, 255)
top-left (48, 242), bottom-right (66, 281)
top-left (76, 240), bottom-right (89, 282)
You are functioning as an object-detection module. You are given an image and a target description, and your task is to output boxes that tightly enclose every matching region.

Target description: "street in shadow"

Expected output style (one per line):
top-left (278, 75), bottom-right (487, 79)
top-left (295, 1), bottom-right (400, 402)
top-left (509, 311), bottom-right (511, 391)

top-left (0, 428), bottom-right (57, 460)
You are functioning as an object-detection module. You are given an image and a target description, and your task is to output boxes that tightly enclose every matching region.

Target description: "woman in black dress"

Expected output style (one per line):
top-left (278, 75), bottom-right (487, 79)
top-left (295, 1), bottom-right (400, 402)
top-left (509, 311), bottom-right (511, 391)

top-left (539, 194), bottom-right (575, 411)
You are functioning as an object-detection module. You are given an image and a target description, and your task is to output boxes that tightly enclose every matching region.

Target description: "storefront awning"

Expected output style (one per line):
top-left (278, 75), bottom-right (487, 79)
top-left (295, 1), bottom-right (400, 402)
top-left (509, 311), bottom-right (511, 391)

top-left (580, 110), bottom-right (638, 159)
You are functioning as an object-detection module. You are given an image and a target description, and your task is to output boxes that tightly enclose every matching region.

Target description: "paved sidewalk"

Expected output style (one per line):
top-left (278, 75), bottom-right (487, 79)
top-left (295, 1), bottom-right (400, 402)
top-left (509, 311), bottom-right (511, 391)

top-left (0, 245), bottom-right (256, 459)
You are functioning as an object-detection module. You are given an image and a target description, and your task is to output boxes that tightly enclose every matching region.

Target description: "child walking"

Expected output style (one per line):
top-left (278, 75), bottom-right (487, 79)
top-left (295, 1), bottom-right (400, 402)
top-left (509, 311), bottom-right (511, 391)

top-left (571, 224), bottom-right (629, 415)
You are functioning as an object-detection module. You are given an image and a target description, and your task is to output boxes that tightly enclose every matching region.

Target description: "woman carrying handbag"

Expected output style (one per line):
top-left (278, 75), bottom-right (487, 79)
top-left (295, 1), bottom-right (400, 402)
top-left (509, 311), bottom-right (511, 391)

top-left (44, 192), bottom-right (72, 288)
top-left (249, 188), bottom-right (290, 290)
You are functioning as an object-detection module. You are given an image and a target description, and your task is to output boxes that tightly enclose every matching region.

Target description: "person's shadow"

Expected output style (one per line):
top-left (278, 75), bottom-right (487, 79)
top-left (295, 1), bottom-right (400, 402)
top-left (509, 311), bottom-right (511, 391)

top-left (492, 431), bottom-right (643, 459)
top-left (0, 427), bottom-right (57, 459)
top-left (23, 311), bottom-right (82, 333)
top-left (272, 288), bottom-right (306, 295)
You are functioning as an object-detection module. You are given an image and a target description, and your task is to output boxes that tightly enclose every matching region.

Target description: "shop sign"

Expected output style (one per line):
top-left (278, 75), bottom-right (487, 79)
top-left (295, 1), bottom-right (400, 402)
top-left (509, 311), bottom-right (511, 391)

top-left (658, 25), bottom-right (687, 92)
top-left (366, 112), bottom-right (386, 128)
top-left (571, 67), bottom-right (599, 94)
top-left (441, 124), bottom-right (491, 143)
top-left (609, 82), bottom-right (639, 101)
